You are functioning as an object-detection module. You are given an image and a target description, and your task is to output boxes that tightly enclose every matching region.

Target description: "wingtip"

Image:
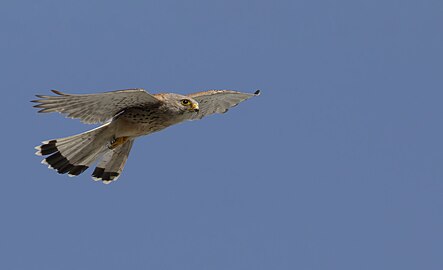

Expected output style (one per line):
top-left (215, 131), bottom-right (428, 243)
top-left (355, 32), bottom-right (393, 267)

top-left (254, 90), bottom-right (261, 96)
top-left (51, 89), bottom-right (64, 95)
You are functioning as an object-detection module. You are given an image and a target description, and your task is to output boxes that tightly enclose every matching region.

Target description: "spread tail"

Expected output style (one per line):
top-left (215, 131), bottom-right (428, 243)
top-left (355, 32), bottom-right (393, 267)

top-left (35, 124), bottom-right (112, 178)
top-left (92, 139), bottom-right (134, 184)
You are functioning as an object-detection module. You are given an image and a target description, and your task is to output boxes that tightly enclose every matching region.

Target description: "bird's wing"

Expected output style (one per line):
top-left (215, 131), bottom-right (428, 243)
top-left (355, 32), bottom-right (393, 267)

top-left (187, 90), bottom-right (260, 119)
top-left (32, 89), bottom-right (159, 124)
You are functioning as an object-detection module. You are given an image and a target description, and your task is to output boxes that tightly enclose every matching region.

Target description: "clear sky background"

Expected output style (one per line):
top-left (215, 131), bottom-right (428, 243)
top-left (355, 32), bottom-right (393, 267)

top-left (1, 0), bottom-right (442, 269)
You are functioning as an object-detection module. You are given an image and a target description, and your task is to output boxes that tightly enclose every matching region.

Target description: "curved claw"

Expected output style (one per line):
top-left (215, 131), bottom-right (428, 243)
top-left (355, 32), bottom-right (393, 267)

top-left (109, 136), bottom-right (129, 149)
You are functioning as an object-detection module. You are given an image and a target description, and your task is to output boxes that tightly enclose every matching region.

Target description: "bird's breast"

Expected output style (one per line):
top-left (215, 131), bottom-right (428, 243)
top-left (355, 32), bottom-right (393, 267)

top-left (112, 107), bottom-right (180, 137)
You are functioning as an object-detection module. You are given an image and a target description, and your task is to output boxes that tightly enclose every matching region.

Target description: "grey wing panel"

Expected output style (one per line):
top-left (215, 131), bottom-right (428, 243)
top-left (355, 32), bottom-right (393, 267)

top-left (32, 89), bottom-right (159, 124)
top-left (188, 90), bottom-right (260, 119)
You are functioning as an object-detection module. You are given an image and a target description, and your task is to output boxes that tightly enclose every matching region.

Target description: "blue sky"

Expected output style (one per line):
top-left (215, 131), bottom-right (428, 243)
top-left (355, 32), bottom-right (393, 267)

top-left (1, 0), bottom-right (443, 269)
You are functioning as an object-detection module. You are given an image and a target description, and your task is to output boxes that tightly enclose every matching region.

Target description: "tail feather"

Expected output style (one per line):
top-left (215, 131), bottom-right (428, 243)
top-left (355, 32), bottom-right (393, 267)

top-left (36, 124), bottom-right (112, 177)
top-left (65, 137), bottom-right (106, 168)
top-left (92, 139), bottom-right (134, 184)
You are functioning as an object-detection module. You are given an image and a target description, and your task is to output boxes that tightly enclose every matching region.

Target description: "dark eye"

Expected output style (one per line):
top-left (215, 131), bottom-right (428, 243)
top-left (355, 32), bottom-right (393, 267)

top-left (181, 99), bottom-right (190, 105)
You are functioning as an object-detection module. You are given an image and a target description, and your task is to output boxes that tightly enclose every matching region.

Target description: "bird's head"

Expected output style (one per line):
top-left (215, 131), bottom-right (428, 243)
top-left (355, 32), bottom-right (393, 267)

top-left (178, 97), bottom-right (199, 113)
top-left (162, 94), bottom-right (200, 115)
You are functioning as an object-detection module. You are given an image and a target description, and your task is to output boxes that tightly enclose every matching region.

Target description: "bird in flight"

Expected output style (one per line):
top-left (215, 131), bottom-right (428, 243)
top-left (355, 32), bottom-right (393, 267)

top-left (33, 88), bottom-right (260, 184)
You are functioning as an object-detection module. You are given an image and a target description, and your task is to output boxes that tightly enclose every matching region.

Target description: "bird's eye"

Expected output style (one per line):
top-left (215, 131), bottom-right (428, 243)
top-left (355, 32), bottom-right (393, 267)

top-left (181, 99), bottom-right (190, 106)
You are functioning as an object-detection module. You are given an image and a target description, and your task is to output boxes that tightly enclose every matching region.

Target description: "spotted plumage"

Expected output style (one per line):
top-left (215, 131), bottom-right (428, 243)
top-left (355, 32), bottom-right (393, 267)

top-left (33, 88), bottom-right (260, 184)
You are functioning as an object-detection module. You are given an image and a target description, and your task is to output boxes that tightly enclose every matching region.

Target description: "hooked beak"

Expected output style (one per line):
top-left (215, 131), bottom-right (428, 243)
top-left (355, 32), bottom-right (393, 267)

top-left (191, 102), bottom-right (199, 112)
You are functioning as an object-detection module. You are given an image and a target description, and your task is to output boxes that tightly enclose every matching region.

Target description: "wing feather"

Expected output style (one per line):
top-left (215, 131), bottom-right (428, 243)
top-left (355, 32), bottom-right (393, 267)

top-left (188, 90), bottom-right (260, 119)
top-left (32, 89), bottom-right (159, 124)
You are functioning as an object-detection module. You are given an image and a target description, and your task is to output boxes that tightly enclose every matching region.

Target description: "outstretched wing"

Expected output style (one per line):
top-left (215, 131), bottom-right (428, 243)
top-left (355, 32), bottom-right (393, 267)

top-left (188, 90), bottom-right (260, 119)
top-left (32, 89), bottom-right (159, 124)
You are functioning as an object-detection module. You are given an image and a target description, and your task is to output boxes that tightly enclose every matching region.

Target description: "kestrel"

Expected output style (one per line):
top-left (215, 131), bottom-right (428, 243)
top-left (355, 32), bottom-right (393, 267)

top-left (33, 89), bottom-right (260, 183)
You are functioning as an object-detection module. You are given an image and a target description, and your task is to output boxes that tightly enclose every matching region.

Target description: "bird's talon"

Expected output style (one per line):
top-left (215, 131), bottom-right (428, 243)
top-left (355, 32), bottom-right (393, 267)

top-left (109, 137), bottom-right (129, 149)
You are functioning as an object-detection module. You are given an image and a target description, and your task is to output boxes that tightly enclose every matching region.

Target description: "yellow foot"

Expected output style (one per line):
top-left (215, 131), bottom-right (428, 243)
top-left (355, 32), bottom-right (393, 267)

top-left (109, 136), bottom-right (129, 149)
